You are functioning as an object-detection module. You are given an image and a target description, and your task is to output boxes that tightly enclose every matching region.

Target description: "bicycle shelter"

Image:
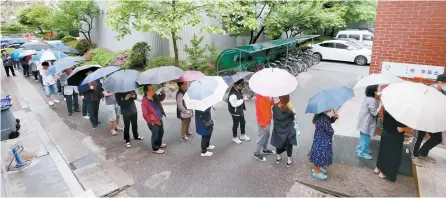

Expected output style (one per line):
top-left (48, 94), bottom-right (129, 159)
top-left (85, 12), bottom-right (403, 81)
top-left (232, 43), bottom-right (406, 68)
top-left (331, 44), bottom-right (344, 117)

top-left (216, 35), bottom-right (319, 74)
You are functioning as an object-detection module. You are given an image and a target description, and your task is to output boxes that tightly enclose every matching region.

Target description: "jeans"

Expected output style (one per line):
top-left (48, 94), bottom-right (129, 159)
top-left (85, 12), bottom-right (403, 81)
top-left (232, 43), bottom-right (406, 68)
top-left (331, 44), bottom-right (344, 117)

top-left (231, 115), bottom-right (246, 137)
top-left (413, 131), bottom-right (443, 157)
top-left (358, 132), bottom-right (371, 156)
top-left (276, 143), bottom-right (293, 157)
top-left (88, 100), bottom-right (100, 127)
top-left (43, 84), bottom-right (58, 97)
top-left (65, 93), bottom-right (79, 114)
top-left (4, 66), bottom-right (15, 77)
top-left (148, 120), bottom-right (164, 151)
top-left (201, 134), bottom-right (212, 153)
top-left (123, 113), bottom-right (139, 143)
top-left (22, 65), bottom-right (29, 76)
top-left (82, 98), bottom-right (88, 117)
top-left (255, 124), bottom-right (271, 154)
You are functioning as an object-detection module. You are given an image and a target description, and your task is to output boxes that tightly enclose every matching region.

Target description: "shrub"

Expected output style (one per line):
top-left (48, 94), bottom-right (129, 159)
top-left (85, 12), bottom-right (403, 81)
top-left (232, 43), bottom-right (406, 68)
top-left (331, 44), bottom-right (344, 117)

top-left (146, 56), bottom-right (187, 70)
top-left (73, 39), bottom-right (96, 55)
top-left (61, 35), bottom-right (76, 44)
top-left (91, 49), bottom-right (115, 66)
top-left (127, 42), bottom-right (151, 70)
top-left (183, 34), bottom-right (218, 75)
top-left (110, 50), bottom-right (130, 67)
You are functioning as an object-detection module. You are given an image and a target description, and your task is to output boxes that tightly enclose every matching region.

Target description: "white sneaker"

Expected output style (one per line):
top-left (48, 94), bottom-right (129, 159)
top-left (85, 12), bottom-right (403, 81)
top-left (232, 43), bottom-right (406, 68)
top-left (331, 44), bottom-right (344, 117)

top-left (64, 98), bottom-right (66, 102)
top-left (48, 101), bottom-right (55, 106)
top-left (207, 145), bottom-right (215, 150)
top-left (240, 134), bottom-right (251, 141)
top-left (53, 99), bottom-right (61, 103)
top-left (232, 137), bottom-right (242, 144)
top-left (201, 151), bottom-right (213, 157)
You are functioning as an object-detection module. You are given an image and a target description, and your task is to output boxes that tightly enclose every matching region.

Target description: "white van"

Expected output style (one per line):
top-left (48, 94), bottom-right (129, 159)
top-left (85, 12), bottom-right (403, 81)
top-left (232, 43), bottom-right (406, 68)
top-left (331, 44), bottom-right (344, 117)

top-left (336, 30), bottom-right (373, 48)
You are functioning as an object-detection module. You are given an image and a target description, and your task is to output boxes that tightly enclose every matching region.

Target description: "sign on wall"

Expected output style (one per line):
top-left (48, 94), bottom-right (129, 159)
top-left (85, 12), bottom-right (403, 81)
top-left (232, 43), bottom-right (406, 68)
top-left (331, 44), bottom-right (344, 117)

top-left (381, 61), bottom-right (445, 80)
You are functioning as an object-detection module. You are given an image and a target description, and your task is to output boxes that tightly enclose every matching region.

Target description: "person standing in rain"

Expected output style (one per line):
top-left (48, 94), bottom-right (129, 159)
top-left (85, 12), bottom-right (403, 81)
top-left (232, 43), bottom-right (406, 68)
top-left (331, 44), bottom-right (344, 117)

top-left (60, 67), bottom-right (80, 116)
top-left (356, 85), bottom-right (383, 160)
top-left (103, 90), bottom-right (122, 136)
top-left (82, 72), bottom-right (103, 129)
top-left (228, 79), bottom-right (250, 144)
top-left (142, 85), bottom-right (167, 154)
top-left (20, 55), bottom-right (31, 77)
top-left (1, 50), bottom-right (15, 77)
top-left (116, 90), bottom-right (143, 147)
top-left (176, 82), bottom-right (194, 141)
top-left (195, 107), bottom-right (215, 157)
top-left (40, 61), bottom-right (60, 106)
top-left (253, 94), bottom-right (275, 161)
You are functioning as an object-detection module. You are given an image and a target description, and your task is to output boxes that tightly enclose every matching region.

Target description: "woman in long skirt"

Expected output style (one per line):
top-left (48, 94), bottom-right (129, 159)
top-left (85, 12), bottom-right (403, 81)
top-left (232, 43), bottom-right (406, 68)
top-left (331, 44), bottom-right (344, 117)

top-left (374, 110), bottom-right (407, 181)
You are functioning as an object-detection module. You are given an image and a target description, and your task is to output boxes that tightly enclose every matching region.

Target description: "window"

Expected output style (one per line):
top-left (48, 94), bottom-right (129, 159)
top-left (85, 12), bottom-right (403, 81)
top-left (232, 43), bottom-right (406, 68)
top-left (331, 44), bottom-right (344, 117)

top-left (335, 43), bottom-right (349, 49)
top-left (363, 34), bottom-right (373, 41)
top-left (338, 34), bottom-right (348, 38)
top-left (319, 43), bottom-right (335, 48)
top-left (349, 34), bottom-right (361, 40)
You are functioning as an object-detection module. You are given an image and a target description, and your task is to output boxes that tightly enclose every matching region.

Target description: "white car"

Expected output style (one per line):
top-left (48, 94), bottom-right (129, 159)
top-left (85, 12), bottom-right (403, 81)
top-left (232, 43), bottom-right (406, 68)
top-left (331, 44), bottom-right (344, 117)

top-left (336, 29), bottom-right (373, 48)
top-left (311, 40), bottom-right (372, 66)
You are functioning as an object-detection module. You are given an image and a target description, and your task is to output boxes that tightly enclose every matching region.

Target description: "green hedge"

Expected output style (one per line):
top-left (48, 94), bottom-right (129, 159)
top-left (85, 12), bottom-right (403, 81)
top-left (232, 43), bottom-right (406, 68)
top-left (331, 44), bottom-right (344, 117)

top-left (61, 36), bottom-right (76, 44)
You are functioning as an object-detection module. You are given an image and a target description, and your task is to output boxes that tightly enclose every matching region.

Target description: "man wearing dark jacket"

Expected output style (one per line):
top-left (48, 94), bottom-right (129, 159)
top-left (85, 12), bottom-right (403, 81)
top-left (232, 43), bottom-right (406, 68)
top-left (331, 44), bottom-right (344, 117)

top-left (116, 90), bottom-right (143, 148)
top-left (176, 82), bottom-right (193, 141)
top-left (228, 79), bottom-right (250, 144)
top-left (83, 75), bottom-right (103, 129)
top-left (1, 50), bottom-right (15, 77)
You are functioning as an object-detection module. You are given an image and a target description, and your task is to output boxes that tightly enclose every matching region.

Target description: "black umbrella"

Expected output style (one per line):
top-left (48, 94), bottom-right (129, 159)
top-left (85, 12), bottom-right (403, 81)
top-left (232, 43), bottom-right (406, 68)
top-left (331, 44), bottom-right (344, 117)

top-left (103, 70), bottom-right (140, 93)
top-left (67, 65), bottom-right (102, 86)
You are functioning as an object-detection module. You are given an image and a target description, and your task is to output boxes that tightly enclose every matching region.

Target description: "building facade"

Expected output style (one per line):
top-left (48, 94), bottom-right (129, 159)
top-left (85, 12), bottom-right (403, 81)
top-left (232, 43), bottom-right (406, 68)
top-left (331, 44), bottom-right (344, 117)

top-left (370, 0), bottom-right (446, 82)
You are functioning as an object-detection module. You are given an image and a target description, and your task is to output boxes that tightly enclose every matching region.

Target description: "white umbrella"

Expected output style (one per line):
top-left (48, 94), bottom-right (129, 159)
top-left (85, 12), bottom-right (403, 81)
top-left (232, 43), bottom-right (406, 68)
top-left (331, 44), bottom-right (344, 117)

top-left (183, 76), bottom-right (229, 111)
top-left (353, 73), bottom-right (404, 89)
top-left (248, 68), bottom-right (298, 97)
top-left (19, 50), bottom-right (37, 57)
top-left (381, 82), bottom-right (446, 132)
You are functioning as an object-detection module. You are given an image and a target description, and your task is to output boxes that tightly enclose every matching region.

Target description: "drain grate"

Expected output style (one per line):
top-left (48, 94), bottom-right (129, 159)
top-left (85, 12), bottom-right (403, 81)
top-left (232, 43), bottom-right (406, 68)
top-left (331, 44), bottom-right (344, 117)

top-left (69, 154), bottom-right (98, 170)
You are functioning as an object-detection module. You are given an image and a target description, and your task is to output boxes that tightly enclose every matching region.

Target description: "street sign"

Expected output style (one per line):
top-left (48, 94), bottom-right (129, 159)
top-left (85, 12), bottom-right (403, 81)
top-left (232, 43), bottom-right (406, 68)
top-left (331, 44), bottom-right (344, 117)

top-left (381, 61), bottom-right (445, 80)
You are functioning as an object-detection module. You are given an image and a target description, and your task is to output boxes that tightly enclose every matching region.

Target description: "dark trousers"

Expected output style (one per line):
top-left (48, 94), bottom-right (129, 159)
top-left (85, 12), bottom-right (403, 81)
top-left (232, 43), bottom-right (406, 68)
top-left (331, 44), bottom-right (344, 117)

top-left (82, 98), bottom-right (88, 116)
top-left (32, 71), bottom-right (39, 80)
top-left (22, 65), bottom-right (29, 76)
top-left (413, 131), bottom-right (443, 157)
top-left (148, 121), bottom-right (164, 151)
top-left (87, 100), bottom-right (100, 127)
top-left (231, 115), bottom-right (246, 137)
top-left (277, 143), bottom-right (293, 157)
top-left (65, 93), bottom-right (79, 114)
top-left (13, 61), bottom-right (20, 69)
top-left (4, 66), bottom-right (15, 77)
top-left (123, 113), bottom-right (139, 143)
top-left (201, 134), bottom-right (212, 153)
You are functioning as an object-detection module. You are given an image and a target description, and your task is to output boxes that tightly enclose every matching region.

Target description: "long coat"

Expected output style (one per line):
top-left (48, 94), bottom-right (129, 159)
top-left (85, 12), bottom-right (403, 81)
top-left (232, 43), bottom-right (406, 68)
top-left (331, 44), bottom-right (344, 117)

top-left (271, 104), bottom-right (297, 149)
top-left (357, 97), bottom-right (379, 136)
top-left (195, 107), bottom-right (213, 136)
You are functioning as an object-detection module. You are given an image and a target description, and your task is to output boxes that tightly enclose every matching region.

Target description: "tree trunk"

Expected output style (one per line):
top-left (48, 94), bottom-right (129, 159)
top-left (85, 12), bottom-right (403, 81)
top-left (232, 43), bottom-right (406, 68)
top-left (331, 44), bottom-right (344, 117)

top-left (37, 26), bottom-right (44, 34)
top-left (171, 32), bottom-right (179, 67)
top-left (330, 26), bottom-right (336, 37)
top-left (250, 26), bottom-right (265, 44)
top-left (249, 31), bottom-right (254, 44)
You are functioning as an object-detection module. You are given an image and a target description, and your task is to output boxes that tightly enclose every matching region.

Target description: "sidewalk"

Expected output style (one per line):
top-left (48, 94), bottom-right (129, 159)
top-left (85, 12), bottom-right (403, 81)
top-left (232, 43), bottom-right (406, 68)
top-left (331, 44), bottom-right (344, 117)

top-left (1, 68), bottom-right (135, 197)
top-left (414, 146), bottom-right (446, 197)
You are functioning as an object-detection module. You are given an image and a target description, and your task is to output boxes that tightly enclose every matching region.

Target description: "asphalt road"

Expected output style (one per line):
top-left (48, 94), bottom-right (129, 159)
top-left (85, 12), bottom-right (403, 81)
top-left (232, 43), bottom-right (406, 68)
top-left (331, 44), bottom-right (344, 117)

top-left (25, 61), bottom-right (369, 196)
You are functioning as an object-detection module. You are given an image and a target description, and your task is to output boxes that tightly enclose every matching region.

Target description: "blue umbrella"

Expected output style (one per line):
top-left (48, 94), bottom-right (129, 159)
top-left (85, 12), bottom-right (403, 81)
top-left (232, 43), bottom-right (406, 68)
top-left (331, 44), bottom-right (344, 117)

top-left (305, 86), bottom-right (354, 114)
top-left (183, 76), bottom-right (229, 111)
top-left (81, 66), bottom-right (120, 86)
top-left (10, 48), bottom-right (23, 59)
top-left (52, 56), bottom-right (86, 73)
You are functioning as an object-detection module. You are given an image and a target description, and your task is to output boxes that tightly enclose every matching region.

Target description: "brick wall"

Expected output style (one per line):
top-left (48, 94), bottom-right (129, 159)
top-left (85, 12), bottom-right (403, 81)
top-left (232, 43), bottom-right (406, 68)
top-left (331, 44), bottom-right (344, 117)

top-left (370, 0), bottom-right (446, 82)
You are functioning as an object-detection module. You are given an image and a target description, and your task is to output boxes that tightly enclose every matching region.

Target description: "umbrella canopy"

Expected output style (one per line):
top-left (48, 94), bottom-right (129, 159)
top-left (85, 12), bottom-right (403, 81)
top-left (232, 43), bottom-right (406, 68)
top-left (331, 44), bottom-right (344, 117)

top-left (103, 69), bottom-right (140, 93)
top-left (20, 42), bottom-right (53, 50)
top-left (137, 66), bottom-right (185, 85)
top-left (223, 72), bottom-right (253, 85)
top-left (31, 50), bottom-right (68, 62)
top-left (249, 68), bottom-right (298, 97)
top-left (52, 46), bottom-right (79, 54)
top-left (52, 56), bottom-right (86, 73)
top-left (353, 73), bottom-right (404, 89)
top-left (305, 86), bottom-right (354, 114)
top-left (10, 48), bottom-right (23, 59)
top-left (81, 66), bottom-right (120, 86)
top-left (67, 65), bottom-right (102, 86)
top-left (184, 76), bottom-right (229, 111)
top-left (18, 50), bottom-right (37, 58)
top-left (381, 82), bottom-right (446, 132)
top-left (178, 70), bottom-right (205, 82)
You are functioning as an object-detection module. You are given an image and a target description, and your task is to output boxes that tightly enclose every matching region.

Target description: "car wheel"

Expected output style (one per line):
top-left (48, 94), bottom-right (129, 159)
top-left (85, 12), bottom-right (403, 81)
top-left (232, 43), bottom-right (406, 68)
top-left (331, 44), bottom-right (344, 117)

top-left (354, 55), bottom-right (367, 66)
top-left (314, 53), bottom-right (322, 63)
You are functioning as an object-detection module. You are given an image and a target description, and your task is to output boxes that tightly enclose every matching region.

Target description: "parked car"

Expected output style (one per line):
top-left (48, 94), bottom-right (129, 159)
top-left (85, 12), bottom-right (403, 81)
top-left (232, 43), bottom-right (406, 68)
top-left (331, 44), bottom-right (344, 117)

top-left (336, 29), bottom-right (373, 48)
top-left (335, 38), bottom-right (372, 49)
top-left (311, 40), bottom-right (372, 66)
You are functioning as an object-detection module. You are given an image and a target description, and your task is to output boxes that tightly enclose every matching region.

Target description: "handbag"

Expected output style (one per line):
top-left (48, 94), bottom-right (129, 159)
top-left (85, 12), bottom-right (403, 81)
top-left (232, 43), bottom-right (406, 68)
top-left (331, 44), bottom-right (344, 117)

top-left (199, 115), bottom-right (214, 128)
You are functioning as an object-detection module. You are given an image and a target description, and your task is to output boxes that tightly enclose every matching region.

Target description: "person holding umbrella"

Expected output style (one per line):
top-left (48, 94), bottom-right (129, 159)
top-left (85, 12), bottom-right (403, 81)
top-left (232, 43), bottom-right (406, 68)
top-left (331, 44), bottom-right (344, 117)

top-left (116, 90), bottom-right (143, 147)
top-left (20, 55), bottom-right (31, 77)
top-left (2, 50), bottom-right (15, 77)
top-left (228, 79), bottom-right (250, 144)
top-left (40, 61), bottom-right (60, 106)
top-left (82, 71), bottom-right (103, 130)
top-left (176, 82), bottom-right (194, 141)
top-left (59, 67), bottom-right (80, 116)
top-left (195, 107), bottom-right (215, 157)
top-left (141, 85), bottom-right (167, 154)
top-left (103, 90), bottom-right (122, 136)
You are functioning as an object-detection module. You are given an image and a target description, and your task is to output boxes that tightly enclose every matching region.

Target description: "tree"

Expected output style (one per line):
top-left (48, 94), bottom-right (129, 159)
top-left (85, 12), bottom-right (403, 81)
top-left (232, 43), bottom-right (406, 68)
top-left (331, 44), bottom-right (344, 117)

top-left (16, 5), bottom-right (53, 33)
top-left (0, 22), bottom-right (28, 35)
top-left (106, 0), bottom-right (225, 66)
top-left (50, 0), bottom-right (100, 43)
top-left (343, 0), bottom-right (377, 24)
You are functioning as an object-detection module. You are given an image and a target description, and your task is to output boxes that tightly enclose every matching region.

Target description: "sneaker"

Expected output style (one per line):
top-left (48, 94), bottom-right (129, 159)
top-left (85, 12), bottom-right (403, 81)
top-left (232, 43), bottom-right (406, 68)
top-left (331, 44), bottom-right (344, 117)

top-left (111, 130), bottom-right (118, 136)
top-left (181, 136), bottom-right (190, 141)
top-left (68, 113), bottom-right (73, 116)
top-left (262, 150), bottom-right (275, 155)
top-left (312, 172), bottom-right (328, 180)
top-left (48, 101), bottom-right (54, 106)
top-left (286, 161), bottom-right (295, 167)
top-left (412, 157), bottom-right (423, 167)
top-left (64, 98), bottom-right (66, 102)
top-left (207, 145), bottom-right (215, 150)
top-left (115, 126), bottom-right (124, 131)
top-left (92, 126), bottom-right (98, 130)
top-left (83, 115), bottom-right (90, 120)
top-left (253, 153), bottom-right (266, 161)
top-left (239, 134), bottom-right (251, 141)
top-left (53, 99), bottom-right (61, 103)
top-left (125, 142), bottom-right (131, 148)
top-left (187, 131), bottom-right (193, 136)
top-left (153, 149), bottom-right (165, 154)
top-left (276, 155), bottom-right (282, 163)
top-left (201, 151), bottom-right (213, 157)
top-left (160, 144), bottom-right (167, 148)
top-left (135, 136), bottom-right (144, 140)
top-left (232, 137), bottom-right (242, 144)
top-left (35, 80), bottom-right (39, 82)
top-left (358, 153), bottom-right (373, 160)
top-left (312, 168), bottom-right (327, 175)
top-left (420, 155), bottom-right (436, 163)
